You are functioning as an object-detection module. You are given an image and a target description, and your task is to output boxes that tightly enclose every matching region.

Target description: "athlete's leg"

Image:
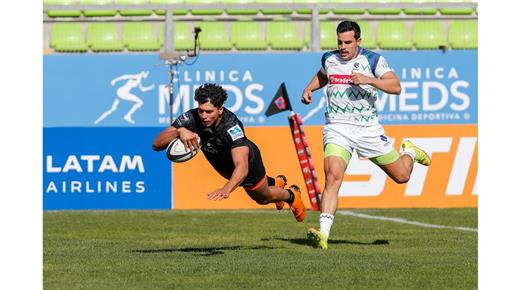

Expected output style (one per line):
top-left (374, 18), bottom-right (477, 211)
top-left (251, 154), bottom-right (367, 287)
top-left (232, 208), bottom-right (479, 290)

top-left (308, 143), bottom-right (350, 249)
top-left (371, 140), bottom-right (431, 184)
top-left (123, 94), bottom-right (143, 124)
top-left (245, 178), bottom-right (306, 222)
top-left (94, 99), bottom-right (120, 124)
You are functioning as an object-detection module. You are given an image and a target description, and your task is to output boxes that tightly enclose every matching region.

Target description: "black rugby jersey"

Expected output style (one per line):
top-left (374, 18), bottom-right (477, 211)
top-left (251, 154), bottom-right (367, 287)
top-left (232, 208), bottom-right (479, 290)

top-left (172, 108), bottom-right (264, 183)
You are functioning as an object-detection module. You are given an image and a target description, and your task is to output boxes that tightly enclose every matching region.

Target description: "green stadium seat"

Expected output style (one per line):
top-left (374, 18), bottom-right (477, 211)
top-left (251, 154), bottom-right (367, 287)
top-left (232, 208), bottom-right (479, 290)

top-left (87, 23), bottom-right (124, 51)
top-left (366, 0), bottom-right (402, 15)
top-left (257, 0), bottom-right (293, 15)
top-left (231, 22), bottom-right (267, 50)
top-left (123, 22), bottom-right (161, 51)
top-left (330, 0), bottom-right (365, 15)
top-left (51, 23), bottom-right (88, 52)
top-left (402, 0), bottom-right (438, 15)
top-left (116, 0), bottom-right (154, 16)
top-left (439, 0), bottom-right (474, 15)
top-left (197, 22), bottom-right (232, 50)
top-left (151, 0), bottom-right (188, 15)
top-left (267, 21), bottom-right (304, 50)
top-left (448, 20), bottom-right (477, 49)
top-left (377, 21), bottom-right (413, 49)
top-left (304, 21), bottom-right (338, 50)
top-left (413, 21), bottom-right (446, 49)
top-left (293, 0), bottom-right (329, 15)
top-left (358, 21), bottom-right (377, 49)
top-left (187, 0), bottom-right (223, 15)
top-left (45, 0), bottom-right (81, 17)
top-left (81, 0), bottom-right (117, 17)
top-left (159, 22), bottom-right (194, 51)
top-left (222, 0), bottom-right (258, 15)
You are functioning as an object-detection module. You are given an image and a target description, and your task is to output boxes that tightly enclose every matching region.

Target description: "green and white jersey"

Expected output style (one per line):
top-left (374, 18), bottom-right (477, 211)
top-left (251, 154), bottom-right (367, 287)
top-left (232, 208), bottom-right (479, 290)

top-left (321, 47), bottom-right (393, 126)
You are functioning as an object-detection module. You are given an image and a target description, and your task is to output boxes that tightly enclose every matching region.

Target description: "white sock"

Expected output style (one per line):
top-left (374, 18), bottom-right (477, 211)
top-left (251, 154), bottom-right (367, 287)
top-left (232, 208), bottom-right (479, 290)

top-left (402, 148), bottom-right (416, 161)
top-left (319, 213), bottom-right (334, 238)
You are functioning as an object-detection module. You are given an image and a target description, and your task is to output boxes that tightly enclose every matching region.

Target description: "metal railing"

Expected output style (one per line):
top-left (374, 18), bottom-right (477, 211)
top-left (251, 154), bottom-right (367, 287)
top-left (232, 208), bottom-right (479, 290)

top-left (43, 3), bottom-right (478, 52)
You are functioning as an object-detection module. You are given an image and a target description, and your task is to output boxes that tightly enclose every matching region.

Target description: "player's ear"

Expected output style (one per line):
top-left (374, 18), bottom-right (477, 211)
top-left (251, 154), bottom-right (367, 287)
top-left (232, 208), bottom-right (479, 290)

top-left (218, 106), bottom-right (224, 115)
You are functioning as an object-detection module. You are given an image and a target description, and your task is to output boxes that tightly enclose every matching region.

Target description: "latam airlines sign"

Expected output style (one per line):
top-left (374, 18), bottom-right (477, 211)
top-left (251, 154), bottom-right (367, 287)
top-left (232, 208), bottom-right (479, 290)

top-left (43, 51), bottom-right (477, 128)
top-left (43, 127), bottom-right (171, 210)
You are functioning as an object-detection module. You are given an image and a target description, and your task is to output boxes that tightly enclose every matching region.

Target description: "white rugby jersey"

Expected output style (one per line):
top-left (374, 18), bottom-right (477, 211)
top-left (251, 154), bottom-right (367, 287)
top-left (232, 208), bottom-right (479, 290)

top-left (320, 47), bottom-right (393, 126)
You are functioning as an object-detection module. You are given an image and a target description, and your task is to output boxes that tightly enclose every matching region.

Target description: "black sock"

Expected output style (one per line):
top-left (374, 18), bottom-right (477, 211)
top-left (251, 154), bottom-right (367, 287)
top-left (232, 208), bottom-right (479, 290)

top-left (286, 189), bottom-right (295, 204)
top-left (267, 176), bottom-right (275, 187)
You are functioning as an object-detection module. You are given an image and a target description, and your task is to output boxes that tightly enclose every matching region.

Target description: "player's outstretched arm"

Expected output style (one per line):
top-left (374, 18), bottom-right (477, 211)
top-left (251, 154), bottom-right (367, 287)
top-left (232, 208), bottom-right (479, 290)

top-left (152, 127), bottom-right (179, 151)
top-left (207, 146), bottom-right (249, 201)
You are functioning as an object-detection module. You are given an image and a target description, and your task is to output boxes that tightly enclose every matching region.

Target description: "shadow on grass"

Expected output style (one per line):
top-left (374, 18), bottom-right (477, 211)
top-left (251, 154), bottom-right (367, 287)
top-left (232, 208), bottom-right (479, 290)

top-left (261, 237), bottom-right (390, 247)
top-left (133, 245), bottom-right (277, 256)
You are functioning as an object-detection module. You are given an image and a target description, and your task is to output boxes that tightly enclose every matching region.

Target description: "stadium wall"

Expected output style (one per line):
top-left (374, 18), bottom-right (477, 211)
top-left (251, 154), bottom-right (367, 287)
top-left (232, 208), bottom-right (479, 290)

top-left (43, 51), bottom-right (477, 210)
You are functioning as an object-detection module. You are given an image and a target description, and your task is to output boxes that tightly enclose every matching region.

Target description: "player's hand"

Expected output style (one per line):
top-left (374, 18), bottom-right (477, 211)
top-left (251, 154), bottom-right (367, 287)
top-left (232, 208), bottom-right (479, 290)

top-left (351, 71), bottom-right (370, 85)
top-left (301, 89), bottom-right (313, 104)
top-left (178, 127), bottom-right (200, 152)
top-left (207, 188), bottom-right (231, 201)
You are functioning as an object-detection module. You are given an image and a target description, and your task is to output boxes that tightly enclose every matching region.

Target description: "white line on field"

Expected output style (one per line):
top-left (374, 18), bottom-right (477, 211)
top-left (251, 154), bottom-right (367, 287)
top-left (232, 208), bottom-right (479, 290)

top-left (337, 210), bottom-right (478, 233)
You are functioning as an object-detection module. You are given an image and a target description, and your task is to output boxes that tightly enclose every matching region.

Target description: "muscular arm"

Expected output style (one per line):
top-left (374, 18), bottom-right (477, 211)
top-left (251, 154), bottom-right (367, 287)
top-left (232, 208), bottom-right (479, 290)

top-left (207, 146), bottom-right (250, 200)
top-left (152, 127), bottom-right (179, 151)
top-left (352, 71), bottom-right (401, 95)
top-left (301, 70), bottom-right (328, 104)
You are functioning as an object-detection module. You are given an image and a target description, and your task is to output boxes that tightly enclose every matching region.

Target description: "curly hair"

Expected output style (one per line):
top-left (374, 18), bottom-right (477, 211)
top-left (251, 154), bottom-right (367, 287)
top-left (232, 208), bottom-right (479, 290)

top-left (194, 83), bottom-right (228, 108)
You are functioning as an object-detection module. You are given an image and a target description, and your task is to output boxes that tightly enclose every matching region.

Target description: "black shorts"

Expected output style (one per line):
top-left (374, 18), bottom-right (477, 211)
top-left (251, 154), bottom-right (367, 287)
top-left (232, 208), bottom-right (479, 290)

top-left (241, 149), bottom-right (266, 190)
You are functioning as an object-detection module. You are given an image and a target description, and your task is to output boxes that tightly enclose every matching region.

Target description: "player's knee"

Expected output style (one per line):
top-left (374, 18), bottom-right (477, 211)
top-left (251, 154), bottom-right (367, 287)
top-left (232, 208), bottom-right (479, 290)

top-left (392, 173), bottom-right (410, 184)
top-left (325, 170), bottom-right (343, 185)
top-left (252, 196), bottom-right (270, 205)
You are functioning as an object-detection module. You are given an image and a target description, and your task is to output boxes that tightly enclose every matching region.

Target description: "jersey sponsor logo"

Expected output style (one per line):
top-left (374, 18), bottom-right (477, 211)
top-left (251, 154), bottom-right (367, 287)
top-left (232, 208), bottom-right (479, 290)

top-left (227, 125), bottom-right (244, 141)
top-left (329, 74), bottom-right (353, 85)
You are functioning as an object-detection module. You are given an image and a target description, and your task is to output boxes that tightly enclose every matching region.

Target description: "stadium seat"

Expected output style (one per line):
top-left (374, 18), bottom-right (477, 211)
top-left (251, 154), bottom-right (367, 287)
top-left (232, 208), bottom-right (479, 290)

top-left (413, 21), bottom-right (446, 49)
top-left (159, 22), bottom-right (194, 51)
top-left (358, 21), bottom-right (377, 49)
top-left (197, 22), bottom-right (233, 50)
top-left (293, 0), bottom-right (329, 15)
top-left (402, 0), bottom-right (438, 15)
top-left (448, 20), bottom-right (477, 49)
top-left (187, 0), bottom-right (223, 15)
top-left (222, 0), bottom-right (258, 15)
top-left (51, 23), bottom-right (88, 52)
top-left (115, 0), bottom-right (154, 16)
top-left (151, 0), bottom-right (189, 15)
top-left (123, 22), bottom-right (161, 51)
top-left (330, 0), bottom-right (365, 15)
top-left (304, 21), bottom-right (338, 50)
top-left (366, 0), bottom-right (402, 15)
top-left (45, 0), bottom-right (81, 17)
top-left (439, 0), bottom-right (474, 15)
top-left (257, 0), bottom-right (293, 15)
top-left (267, 21), bottom-right (304, 50)
top-left (231, 22), bottom-right (267, 50)
top-left (81, 0), bottom-right (117, 17)
top-left (377, 21), bottom-right (413, 49)
top-left (87, 23), bottom-right (124, 51)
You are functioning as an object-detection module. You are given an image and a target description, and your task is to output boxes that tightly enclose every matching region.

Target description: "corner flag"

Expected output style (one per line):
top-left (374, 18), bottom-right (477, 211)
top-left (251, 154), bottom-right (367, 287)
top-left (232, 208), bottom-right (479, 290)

top-left (265, 83), bottom-right (293, 117)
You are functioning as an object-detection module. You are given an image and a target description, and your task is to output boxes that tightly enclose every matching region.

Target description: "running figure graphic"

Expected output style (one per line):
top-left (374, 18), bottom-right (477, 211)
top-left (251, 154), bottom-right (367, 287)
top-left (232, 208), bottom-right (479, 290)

top-left (95, 71), bottom-right (155, 125)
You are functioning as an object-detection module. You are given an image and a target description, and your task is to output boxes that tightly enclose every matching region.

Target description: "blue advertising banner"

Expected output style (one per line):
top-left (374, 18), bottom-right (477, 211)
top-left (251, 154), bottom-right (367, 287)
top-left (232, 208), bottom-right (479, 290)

top-left (43, 50), bottom-right (477, 128)
top-left (43, 127), bottom-right (171, 210)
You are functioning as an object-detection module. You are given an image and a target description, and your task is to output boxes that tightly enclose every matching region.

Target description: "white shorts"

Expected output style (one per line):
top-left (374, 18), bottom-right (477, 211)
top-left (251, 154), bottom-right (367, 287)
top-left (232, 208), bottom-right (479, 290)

top-left (323, 122), bottom-right (395, 159)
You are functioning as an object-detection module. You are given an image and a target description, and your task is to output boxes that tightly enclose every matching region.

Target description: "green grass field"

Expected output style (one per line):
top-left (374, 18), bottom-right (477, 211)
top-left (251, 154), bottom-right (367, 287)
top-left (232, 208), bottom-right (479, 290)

top-left (44, 208), bottom-right (477, 289)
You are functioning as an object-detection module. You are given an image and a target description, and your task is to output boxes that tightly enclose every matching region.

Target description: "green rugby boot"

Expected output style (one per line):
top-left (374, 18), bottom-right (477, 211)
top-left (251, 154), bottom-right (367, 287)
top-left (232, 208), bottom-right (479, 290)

top-left (307, 227), bottom-right (328, 249)
top-left (402, 140), bottom-right (431, 166)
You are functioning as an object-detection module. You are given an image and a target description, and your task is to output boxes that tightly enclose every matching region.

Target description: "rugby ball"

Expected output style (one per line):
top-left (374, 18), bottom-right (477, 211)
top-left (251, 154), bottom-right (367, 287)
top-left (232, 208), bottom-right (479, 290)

top-left (166, 138), bottom-right (200, 163)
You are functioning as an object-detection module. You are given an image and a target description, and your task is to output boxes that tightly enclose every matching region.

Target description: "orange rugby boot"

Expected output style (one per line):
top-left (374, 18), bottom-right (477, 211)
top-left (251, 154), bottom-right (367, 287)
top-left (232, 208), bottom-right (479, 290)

top-left (275, 175), bottom-right (287, 210)
top-left (288, 185), bottom-right (306, 222)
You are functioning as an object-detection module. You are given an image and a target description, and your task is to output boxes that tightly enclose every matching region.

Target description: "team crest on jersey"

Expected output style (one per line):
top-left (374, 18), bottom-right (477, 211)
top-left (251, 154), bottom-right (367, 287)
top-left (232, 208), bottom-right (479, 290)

top-left (227, 125), bottom-right (244, 141)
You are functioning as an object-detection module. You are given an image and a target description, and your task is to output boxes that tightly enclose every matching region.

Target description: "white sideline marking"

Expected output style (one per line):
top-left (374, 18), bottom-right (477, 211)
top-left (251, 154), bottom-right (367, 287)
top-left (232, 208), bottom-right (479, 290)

top-left (337, 210), bottom-right (478, 233)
